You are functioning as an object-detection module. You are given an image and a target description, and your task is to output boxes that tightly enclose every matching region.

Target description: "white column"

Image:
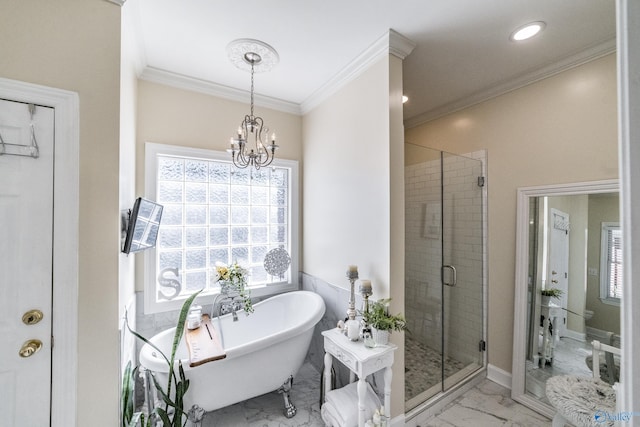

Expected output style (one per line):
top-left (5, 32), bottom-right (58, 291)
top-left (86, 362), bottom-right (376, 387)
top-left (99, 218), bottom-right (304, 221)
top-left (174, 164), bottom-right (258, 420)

top-left (617, 0), bottom-right (640, 422)
top-left (323, 352), bottom-right (333, 403)
top-left (384, 365), bottom-right (393, 423)
top-left (357, 377), bottom-right (367, 427)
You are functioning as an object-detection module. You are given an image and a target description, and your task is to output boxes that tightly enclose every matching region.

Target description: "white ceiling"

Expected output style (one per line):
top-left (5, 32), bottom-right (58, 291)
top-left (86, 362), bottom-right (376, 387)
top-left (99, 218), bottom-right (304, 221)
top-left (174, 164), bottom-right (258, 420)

top-left (131, 0), bottom-right (616, 125)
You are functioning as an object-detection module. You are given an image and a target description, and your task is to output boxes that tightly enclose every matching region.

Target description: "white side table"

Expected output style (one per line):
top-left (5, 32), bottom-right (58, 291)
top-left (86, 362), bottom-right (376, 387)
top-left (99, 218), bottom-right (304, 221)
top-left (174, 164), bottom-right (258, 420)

top-left (540, 302), bottom-right (561, 365)
top-left (322, 328), bottom-right (397, 427)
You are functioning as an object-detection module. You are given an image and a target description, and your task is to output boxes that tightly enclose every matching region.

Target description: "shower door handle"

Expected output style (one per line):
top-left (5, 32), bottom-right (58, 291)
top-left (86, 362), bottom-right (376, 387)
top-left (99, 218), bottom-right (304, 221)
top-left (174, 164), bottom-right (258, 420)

top-left (442, 265), bottom-right (457, 287)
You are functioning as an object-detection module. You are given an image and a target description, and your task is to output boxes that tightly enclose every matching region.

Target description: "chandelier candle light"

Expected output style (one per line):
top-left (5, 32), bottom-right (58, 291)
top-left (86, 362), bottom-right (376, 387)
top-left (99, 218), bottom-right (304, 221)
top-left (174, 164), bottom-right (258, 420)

top-left (226, 39), bottom-right (280, 170)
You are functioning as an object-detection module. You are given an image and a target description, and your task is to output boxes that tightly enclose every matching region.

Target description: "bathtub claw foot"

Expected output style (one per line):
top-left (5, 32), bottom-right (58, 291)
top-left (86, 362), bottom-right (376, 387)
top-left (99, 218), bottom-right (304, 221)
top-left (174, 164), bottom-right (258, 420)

top-left (278, 375), bottom-right (297, 418)
top-left (187, 404), bottom-right (205, 427)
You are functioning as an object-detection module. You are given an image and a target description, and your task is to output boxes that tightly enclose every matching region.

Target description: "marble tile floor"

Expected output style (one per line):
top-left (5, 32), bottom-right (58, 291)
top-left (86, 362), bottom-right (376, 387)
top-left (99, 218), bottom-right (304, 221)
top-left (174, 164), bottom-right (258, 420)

top-left (417, 379), bottom-right (550, 427)
top-left (201, 361), bottom-right (324, 426)
top-left (525, 336), bottom-right (594, 405)
top-left (198, 361), bottom-right (551, 427)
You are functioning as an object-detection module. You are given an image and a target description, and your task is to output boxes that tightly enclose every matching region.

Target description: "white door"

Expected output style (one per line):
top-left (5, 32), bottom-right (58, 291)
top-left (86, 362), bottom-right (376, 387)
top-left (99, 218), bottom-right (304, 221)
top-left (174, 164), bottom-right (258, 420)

top-left (0, 99), bottom-right (55, 425)
top-left (548, 208), bottom-right (570, 338)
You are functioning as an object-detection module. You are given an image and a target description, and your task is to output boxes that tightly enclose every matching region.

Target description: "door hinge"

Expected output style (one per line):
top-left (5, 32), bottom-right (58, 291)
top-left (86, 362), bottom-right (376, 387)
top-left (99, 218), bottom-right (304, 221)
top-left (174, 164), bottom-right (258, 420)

top-left (51, 335), bottom-right (54, 349)
top-left (479, 339), bottom-right (486, 352)
top-left (477, 176), bottom-right (485, 187)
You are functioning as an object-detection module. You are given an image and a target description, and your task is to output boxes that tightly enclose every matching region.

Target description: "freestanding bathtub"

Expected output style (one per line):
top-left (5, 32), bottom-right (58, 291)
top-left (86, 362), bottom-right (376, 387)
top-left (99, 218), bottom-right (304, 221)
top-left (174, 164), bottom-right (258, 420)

top-left (139, 290), bottom-right (325, 415)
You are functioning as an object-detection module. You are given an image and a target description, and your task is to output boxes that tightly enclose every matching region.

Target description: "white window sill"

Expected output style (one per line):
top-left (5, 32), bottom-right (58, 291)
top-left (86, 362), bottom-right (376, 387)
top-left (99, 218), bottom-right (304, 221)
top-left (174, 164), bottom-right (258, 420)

top-left (599, 296), bottom-right (621, 307)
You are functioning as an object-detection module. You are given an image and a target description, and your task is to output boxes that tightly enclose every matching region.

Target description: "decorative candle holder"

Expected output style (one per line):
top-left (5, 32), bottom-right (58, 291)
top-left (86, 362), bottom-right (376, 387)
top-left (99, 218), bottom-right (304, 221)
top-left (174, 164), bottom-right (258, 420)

top-left (359, 280), bottom-right (373, 343)
top-left (359, 280), bottom-right (373, 314)
top-left (346, 266), bottom-right (359, 320)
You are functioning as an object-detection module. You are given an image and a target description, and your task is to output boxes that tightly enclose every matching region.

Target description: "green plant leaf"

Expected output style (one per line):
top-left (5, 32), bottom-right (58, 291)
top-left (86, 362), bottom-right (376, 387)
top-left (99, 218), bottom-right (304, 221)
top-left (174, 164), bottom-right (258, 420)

top-left (124, 310), bottom-right (171, 368)
top-left (167, 290), bottom-right (203, 396)
top-left (126, 290), bottom-right (203, 426)
top-left (121, 360), bottom-right (134, 426)
top-left (156, 408), bottom-right (171, 426)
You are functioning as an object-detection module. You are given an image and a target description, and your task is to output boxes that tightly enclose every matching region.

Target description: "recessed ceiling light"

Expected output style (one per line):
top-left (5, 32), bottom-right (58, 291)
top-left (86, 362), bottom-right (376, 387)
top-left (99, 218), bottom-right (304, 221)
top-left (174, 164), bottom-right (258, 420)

top-left (510, 21), bottom-right (546, 42)
top-left (402, 95), bottom-right (409, 104)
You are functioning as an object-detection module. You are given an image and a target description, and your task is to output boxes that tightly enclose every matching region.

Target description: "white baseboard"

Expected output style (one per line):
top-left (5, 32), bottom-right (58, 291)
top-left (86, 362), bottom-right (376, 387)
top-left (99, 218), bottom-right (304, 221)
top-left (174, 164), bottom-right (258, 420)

top-left (486, 364), bottom-right (512, 390)
top-left (564, 329), bottom-right (586, 342)
top-left (389, 414), bottom-right (405, 426)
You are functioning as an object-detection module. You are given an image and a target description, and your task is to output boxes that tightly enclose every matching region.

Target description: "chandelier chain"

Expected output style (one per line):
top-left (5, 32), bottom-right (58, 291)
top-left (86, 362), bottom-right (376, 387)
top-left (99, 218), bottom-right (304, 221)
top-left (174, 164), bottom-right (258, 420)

top-left (250, 62), bottom-right (255, 118)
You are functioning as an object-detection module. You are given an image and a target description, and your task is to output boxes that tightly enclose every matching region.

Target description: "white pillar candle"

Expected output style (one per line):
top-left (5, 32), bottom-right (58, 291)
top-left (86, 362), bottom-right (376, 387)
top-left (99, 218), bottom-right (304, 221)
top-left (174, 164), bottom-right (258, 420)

top-left (360, 279), bottom-right (372, 293)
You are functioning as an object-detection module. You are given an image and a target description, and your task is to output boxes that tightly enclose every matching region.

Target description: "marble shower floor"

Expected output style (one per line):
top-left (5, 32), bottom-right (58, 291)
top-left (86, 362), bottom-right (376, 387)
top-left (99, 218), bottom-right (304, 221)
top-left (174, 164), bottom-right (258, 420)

top-left (198, 361), bottom-right (550, 426)
top-left (405, 336), bottom-right (466, 402)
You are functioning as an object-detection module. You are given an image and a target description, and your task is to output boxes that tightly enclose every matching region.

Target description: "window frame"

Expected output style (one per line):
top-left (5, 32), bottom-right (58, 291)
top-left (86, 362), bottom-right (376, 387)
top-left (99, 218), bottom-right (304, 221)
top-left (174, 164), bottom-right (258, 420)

top-left (143, 142), bottom-right (299, 314)
top-left (599, 221), bottom-right (621, 306)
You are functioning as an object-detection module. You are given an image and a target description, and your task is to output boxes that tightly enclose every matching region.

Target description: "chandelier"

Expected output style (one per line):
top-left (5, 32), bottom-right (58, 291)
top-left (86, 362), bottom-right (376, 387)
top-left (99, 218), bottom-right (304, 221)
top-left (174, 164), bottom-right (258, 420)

top-left (227, 39), bottom-right (280, 170)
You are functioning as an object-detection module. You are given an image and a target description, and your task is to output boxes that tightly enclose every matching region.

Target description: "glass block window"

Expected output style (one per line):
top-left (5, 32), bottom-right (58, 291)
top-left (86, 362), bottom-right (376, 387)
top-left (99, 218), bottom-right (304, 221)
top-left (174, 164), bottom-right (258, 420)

top-left (600, 222), bottom-right (622, 305)
top-left (144, 143), bottom-right (298, 313)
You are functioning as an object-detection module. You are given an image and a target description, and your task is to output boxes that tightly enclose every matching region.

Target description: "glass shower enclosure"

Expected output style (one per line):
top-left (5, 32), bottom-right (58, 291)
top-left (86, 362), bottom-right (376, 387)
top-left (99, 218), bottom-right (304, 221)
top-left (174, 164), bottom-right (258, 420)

top-left (404, 143), bottom-right (485, 411)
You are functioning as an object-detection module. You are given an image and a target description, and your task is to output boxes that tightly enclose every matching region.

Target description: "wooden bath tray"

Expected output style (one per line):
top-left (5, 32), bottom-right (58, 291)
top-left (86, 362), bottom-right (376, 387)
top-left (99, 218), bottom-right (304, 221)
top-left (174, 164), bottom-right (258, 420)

top-left (184, 314), bottom-right (226, 367)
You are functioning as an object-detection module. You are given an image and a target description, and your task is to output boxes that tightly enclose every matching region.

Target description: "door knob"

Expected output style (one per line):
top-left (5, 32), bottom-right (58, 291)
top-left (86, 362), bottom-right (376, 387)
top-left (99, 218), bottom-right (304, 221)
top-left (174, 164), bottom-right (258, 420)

top-left (22, 309), bottom-right (44, 325)
top-left (18, 339), bottom-right (43, 358)
top-left (551, 279), bottom-right (558, 284)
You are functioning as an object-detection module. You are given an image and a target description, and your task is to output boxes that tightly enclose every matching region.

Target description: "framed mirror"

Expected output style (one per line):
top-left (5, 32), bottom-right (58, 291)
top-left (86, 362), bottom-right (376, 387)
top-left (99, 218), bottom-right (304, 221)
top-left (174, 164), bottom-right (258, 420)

top-left (511, 179), bottom-right (620, 416)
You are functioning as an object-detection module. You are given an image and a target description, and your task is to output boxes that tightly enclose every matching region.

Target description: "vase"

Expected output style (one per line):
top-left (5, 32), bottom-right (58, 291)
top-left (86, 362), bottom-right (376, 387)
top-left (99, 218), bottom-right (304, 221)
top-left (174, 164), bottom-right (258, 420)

top-left (219, 280), bottom-right (240, 297)
top-left (541, 295), bottom-right (551, 306)
top-left (372, 327), bottom-right (390, 346)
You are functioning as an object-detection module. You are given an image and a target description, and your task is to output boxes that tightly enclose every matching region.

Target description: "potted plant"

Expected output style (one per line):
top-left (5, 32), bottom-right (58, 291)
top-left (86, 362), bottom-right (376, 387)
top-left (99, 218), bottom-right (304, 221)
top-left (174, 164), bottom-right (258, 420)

top-left (124, 289), bottom-right (202, 427)
top-left (361, 298), bottom-right (407, 345)
top-left (540, 288), bottom-right (563, 306)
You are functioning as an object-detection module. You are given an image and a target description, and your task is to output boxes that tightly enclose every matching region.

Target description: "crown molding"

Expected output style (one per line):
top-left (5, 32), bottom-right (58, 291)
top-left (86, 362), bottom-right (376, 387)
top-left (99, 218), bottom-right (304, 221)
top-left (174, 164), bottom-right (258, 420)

top-left (389, 29), bottom-right (417, 60)
top-left (105, 0), bottom-right (126, 5)
top-left (300, 29), bottom-right (415, 114)
top-left (138, 29), bottom-right (414, 117)
top-left (404, 37), bottom-right (616, 129)
top-left (139, 66), bottom-right (302, 115)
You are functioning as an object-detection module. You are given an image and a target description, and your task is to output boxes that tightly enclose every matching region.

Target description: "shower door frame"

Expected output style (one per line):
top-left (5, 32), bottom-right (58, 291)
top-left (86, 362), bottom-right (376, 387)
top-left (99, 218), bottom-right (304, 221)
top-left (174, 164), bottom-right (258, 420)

top-left (404, 146), bottom-right (488, 415)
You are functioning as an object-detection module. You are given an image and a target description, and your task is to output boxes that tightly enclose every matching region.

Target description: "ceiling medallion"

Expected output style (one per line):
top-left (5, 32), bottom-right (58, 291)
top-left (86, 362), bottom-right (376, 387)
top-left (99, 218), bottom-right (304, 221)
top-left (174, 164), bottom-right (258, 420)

top-left (227, 39), bottom-right (280, 73)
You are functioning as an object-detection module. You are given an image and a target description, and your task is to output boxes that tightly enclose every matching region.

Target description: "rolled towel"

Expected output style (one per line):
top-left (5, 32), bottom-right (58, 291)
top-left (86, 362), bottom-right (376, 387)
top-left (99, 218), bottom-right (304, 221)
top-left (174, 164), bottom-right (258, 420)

top-left (324, 381), bottom-right (382, 426)
top-left (320, 402), bottom-right (342, 427)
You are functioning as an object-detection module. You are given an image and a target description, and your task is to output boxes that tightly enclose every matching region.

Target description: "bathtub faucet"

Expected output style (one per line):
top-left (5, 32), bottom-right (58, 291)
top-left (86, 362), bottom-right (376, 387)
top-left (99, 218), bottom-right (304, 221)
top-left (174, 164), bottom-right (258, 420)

top-left (220, 297), bottom-right (243, 321)
top-left (211, 294), bottom-right (242, 322)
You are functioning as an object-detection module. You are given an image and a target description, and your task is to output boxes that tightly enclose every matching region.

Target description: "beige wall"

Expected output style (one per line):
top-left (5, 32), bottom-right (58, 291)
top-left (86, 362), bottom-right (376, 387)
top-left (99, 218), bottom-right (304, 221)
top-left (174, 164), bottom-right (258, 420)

top-left (0, 1), bottom-right (122, 424)
top-left (303, 54), bottom-right (407, 416)
top-left (135, 80), bottom-right (303, 291)
top-left (406, 54), bottom-right (619, 373)
top-left (586, 193), bottom-right (621, 334)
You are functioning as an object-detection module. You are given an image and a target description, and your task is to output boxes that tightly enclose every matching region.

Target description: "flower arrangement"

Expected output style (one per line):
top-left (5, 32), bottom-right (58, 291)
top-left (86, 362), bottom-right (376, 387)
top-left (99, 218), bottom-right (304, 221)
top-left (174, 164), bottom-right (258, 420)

top-left (215, 262), bottom-right (253, 314)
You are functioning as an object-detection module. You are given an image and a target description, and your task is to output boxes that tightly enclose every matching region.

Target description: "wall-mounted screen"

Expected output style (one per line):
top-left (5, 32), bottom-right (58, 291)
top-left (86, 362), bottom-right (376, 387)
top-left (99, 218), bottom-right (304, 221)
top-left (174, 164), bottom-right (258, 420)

top-left (122, 197), bottom-right (163, 254)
